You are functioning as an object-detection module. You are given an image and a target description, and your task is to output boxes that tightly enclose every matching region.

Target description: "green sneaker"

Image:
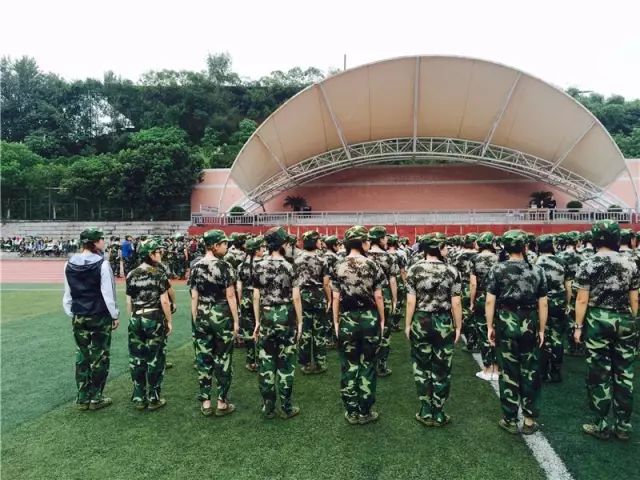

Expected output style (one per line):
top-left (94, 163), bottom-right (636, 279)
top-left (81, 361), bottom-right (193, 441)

top-left (359, 411), bottom-right (380, 425)
top-left (89, 397), bottom-right (113, 411)
top-left (344, 412), bottom-right (360, 425)
top-left (280, 406), bottom-right (300, 419)
top-left (148, 398), bottom-right (167, 411)
top-left (498, 418), bottom-right (519, 434)
top-left (415, 413), bottom-right (434, 427)
top-left (582, 424), bottom-right (610, 440)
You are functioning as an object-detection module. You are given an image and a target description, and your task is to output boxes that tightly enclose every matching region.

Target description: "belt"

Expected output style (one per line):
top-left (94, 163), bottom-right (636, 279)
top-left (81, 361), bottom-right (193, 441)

top-left (498, 304), bottom-right (536, 311)
top-left (135, 308), bottom-right (159, 315)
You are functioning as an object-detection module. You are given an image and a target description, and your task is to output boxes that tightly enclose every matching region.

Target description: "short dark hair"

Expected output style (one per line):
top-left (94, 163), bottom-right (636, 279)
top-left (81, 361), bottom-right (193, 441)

top-left (593, 236), bottom-right (619, 252)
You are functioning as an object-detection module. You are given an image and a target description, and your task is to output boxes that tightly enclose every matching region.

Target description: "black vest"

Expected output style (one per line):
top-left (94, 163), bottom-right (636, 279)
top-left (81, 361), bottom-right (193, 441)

top-left (65, 259), bottom-right (110, 316)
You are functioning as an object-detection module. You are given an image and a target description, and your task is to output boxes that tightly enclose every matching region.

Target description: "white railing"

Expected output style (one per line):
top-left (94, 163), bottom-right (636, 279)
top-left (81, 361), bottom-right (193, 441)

top-left (191, 209), bottom-right (637, 226)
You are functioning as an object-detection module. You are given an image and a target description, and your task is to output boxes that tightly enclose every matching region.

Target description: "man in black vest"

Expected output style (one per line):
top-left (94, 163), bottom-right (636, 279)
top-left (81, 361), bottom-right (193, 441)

top-left (63, 228), bottom-right (120, 411)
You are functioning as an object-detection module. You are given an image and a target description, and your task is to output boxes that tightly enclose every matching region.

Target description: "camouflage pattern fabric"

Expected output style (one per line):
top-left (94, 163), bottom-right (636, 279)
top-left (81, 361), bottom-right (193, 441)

top-left (574, 252), bottom-right (639, 311)
top-left (495, 308), bottom-right (542, 420)
top-left (406, 260), bottom-right (462, 312)
top-left (128, 311), bottom-right (167, 403)
top-left (338, 309), bottom-right (380, 415)
top-left (126, 265), bottom-right (171, 311)
top-left (584, 308), bottom-right (637, 433)
top-left (410, 311), bottom-right (455, 423)
top-left (238, 257), bottom-right (259, 365)
top-left (472, 252), bottom-right (499, 366)
top-left (486, 260), bottom-right (548, 307)
top-left (108, 244), bottom-right (121, 277)
top-left (558, 248), bottom-right (584, 354)
top-left (367, 250), bottom-right (399, 289)
top-left (258, 304), bottom-right (297, 414)
top-left (190, 257), bottom-right (235, 303)
top-left (171, 240), bottom-right (188, 279)
top-left (323, 250), bottom-right (340, 278)
top-left (72, 314), bottom-right (113, 404)
top-left (330, 256), bottom-right (385, 311)
top-left (252, 256), bottom-right (298, 307)
top-left (580, 246), bottom-right (595, 259)
top-left (224, 247), bottom-right (246, 271)
top-left (526, 250), bottom-right (538, 264)
top-left (454, 250), bottom-right (477, 349)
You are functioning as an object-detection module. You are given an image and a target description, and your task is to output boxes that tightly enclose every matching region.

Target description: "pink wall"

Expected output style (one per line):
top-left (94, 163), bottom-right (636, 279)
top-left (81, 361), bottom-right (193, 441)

top-left (192, 160), bottom-right (639, 213)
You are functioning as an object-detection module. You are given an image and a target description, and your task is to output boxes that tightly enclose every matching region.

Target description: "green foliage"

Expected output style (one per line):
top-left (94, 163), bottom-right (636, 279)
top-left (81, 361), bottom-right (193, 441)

top-left (608, 204), bottom-right (623, 212)
top-left (229, 205), bottom-right (246, 216)
top-left (529, 191), bottom-right (552, 203)
top-left (566, 200), bottom-right (583, 209)
top-left (283, 195), bottom-right (308, 211)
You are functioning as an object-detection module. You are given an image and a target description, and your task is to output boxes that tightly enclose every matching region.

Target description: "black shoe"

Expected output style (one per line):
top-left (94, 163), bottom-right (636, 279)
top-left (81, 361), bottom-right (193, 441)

top-left (359, 411), bottom-right (380, 425)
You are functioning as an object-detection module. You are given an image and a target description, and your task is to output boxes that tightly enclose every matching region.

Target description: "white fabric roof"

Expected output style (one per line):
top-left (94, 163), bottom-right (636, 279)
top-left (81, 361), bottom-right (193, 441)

top-left (230, 55), bottom-right (626, 199)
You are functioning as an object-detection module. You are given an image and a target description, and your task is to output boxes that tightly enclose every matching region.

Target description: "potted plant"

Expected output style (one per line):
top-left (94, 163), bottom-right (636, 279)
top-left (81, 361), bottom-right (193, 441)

top-left (283, 195), bottom-right (308, 212)
top-left (566, 200), bottom-right (582, 212)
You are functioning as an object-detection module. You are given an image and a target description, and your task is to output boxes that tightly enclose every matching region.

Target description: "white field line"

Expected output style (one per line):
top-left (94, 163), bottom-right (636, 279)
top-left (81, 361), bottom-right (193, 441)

top-left (470, 351), bottom-right (574, 480)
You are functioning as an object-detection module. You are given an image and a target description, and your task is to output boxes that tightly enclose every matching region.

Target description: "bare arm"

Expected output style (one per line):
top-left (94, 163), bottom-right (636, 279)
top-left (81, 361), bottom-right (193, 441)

top-left (405, 293), bottom-right (416, 340)
top-left (629, 289), bottom-right (638, 317)
top-left (374, 288), bottom-right (385, 328)
top-left (332, 291), bottom-right (341, 337)
top-left (160, 291), bottom-right (173, 335)
top-left (469, 274), bottom-right (477, 308)
top-left (485, 293), bottom-right (496, 346)
top-left (126, 295), bottom-right (132, 316)
top-left (191, 288), bottom-right (199, 322)
top-left (574, 289), bottom-right (589, 344)
top-left (451, 295), bottom-right (462, 343)
top-left (537, 296), bottom-right (548, 346)
top-left (323, 275), bottom-right (331, 311)
top-left (226, 285), bottom-right (240, 336)
top-left (292, 287), bottom-right (303, 341)
top-left (564, 281), bottom-right (572, 306)
top-left (390, 276), bottom-right (398, 311)
top-left (252, 288), bottom-right (261, 340)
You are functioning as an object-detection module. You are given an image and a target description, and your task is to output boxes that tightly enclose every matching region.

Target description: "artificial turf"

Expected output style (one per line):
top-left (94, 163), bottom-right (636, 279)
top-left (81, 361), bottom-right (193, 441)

top-left (0, 284), bottom-right (637, 479)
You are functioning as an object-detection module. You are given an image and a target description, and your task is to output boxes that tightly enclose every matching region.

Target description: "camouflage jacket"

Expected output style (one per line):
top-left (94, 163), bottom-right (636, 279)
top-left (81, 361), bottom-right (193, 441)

top-left (406, 260), bottom-right (462, 312)
top-left (574, 251), bottom-right (640, 312)
top-left (107, 244), bottom-right (120, 261)
top-left (471, 251), bottom-right (498, 294)
top-left (126, 264), bottom-right (170, 311)
top-left (367, 248), bottom-right (399, 289)
top-left (619, 248), bottom-right (640, 272)
top-left (557, 248), bottom-right (583, 281)
top-left (224, 247), bottom-right (246, 271)
top-left (535, 254), bottom-right (567, 298)
top-left (331, 255), bottom-right (385, 310)
top-left (238, 255), bottom-right (259, 291)
top-left (580, 246), bottom-right (595, 259)
top-left (526, 250), bottom-right (538, 264)
top-left (189, 256), bottom-right (235, 303)
top-left (323, 250), bottom-right (340, 277)
top-left (294, 250), bottom-right (328, 289)
top-left (453, 250), bottom-right (477, 283)
top-left (486, 260), bottom-right (548, 307)
top-left (252, 255), bottom-right (298, 306)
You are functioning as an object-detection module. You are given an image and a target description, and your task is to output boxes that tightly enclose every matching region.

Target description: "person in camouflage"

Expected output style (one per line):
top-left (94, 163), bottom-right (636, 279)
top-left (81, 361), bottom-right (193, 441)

top-left (367, 226), bottom-right (399, 377)
top-left (580, 231), bottom-right (595, 259)
top-left (535, 234), bottom-right (571, 383)
top-left (237, 236), bottom-right (265, 372)
top-left (322, 235), bottom-right (341, 348)
top-left (454, 233), bottom-right (478, 352)
top-left (252, 227), bottom-right (303, 419)
top-left (108, 237), bottom-right (121, 277)
top-left (526, 233), bottom-right (538, 264)
top-left (190, 229), bottom-right (240, 417)
top-left (126, 239), bottom-right (173, 410)
top-left (486, 229), bottom-right (548, 435)
top-left (296, 230), bottom-right (331, 374)
top-left (574, 220), bottom-right (639, 441)
top-left (171, 233), bottom-right (189, 280)
top-left (405, 234), bottom-right (463, 427)
top-left (469, 231), bottom-right (499, 380)
top-left (387, 234), bottom-right (408, 332)
top-left (331, 226), bottom-right (386, 425)
top-left (557, 231), bottom-right (584, 356)
top-left (63, 228), bottom-right (119, 411)
top-left (224, 233), bottom-right (247, 271)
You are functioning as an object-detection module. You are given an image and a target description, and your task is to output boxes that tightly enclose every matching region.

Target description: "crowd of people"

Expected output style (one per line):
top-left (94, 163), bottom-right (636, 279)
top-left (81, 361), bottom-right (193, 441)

top-left (1, 236), bottom-right (79, 257)
top-left (61, 223), bottom-right (639, 441)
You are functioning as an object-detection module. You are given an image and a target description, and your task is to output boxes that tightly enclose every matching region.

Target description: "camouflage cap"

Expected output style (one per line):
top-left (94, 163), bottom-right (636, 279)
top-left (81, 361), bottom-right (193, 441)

top-left (387, 234), bottom-right (399, 246)
top-left (400, 237), bottom-right (409, 245)
top-left (138, 239), bottom-right (162, 258)
top-left (464, 233), bottom-right (478, 244)
top-left (419, 233), bottom-right (445, 249)
top-left (536, 234), bottom-right (554, 249)
top-left (476, 231), bottom-right (495, 247)
top-left (286, 234), bottom-right (297, 245)
top-left (203, 229), bottom-right (230, 246)
top-left (323, 235), bottom-right (338, 247)
top-left (581, 231), bottom-right (593, 242)
top-left (502, 229), bottom-right (527, 248)
top-left (368, 226), bottom-right (388, 240)
top-left (264, 227), bottom-right (288, 248)
top-left (302, 230), bottom-right (320, 242)
top-left (344, 225), bottom-right (368, 241)
top-left (245, 236), bottom-right (265, 253)
top-left (564, 231), bottom-right (580, 244)
top-left (620, 228), bottom-right (634, 243)
top-left (79, 228), bottom-right (104, 242)
top-left (591, 219), bottom-right (620, 242)
top-left (526, 232), bottom-right (536, 243)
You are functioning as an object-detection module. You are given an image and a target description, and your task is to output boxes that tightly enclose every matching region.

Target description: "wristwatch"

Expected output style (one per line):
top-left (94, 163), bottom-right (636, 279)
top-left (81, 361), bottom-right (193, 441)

top-left (574, 323), bottom-right (583, 329)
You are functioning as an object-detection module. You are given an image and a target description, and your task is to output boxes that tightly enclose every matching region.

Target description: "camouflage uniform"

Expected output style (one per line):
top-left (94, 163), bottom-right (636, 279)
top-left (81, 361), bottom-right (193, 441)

top-left (471, 245), bottom-right (499, 368)
top-left (190, 246), bottom-right (236, 403)
top-left (237, 237), bottom-right (264, 369)
top-left (331, 234), bottom-right (385, 418)
top-left (388, 234), bottom-right (407, 332)
top-left (407, 248), bottom-right (462, 424)
top-left (557, 237), bottom-right (584, 355)
top-left (323, 238), bottom-right (341, 346)
top-left (367, 227), bottom-right (400, 375)
top-left (453, 241), bottom-right (478, 350)
top-left (126, 244), bottom-right (170, 405)
top-left (486, 238), bottom-right (548, 425)
top-left (172, 236), bottom-right (188, 279)
top-left (535, 243), bottom-right (569, 382)
top-left (108, 242), bottom-right (121, 277)
top-left (295, 233), bottom-right (330, 371)
top-left (574, 222), bottom-right (639, 436)
top-left (252, 228), bottom-right (300, 415)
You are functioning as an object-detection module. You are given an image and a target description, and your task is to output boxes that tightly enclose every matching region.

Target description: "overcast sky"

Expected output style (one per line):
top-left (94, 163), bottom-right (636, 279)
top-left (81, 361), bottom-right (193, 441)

top-left (2, 0), bottom-right (639, 98)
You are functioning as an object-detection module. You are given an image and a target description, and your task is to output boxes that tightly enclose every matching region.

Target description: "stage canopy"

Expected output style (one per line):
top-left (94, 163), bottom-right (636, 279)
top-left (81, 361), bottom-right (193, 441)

top-left (227, 56), bottom-right (636, 210)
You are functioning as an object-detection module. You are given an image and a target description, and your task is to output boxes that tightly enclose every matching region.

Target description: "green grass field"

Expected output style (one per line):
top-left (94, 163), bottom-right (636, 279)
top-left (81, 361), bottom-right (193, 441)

top-left (1, 283), bottom-right (638, 479)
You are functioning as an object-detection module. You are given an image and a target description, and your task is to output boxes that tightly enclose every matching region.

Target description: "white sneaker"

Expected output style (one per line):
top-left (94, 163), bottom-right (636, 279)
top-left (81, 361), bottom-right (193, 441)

top-left (491, 372), bottom-right (500, 381)
top-left (475, 371), bottom-right (491, 381)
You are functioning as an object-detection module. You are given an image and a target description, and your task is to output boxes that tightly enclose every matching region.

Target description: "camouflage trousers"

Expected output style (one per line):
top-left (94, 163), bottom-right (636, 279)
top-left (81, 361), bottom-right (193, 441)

top-left (299, 288), bottom-right (328, 368)
top-left (172, 256), bottom-right (187, 280)
top-left (377, 288), bottom-right (393, 371)
top-left (495, 308), bottom-right (541, 420)
top-left (584, 307), bottom-right (637, 433)
top-left (462, 286), bottom-right (477, 349)
top-left (391, 282), bottom-right (407, 330)
top-left (474, 293), bottom-right (496, 368)
top-left (410, 311), bottom-right (455, 422)
top-left (540, 296), bottom-right (567, 380)
top-left (338, 309), bottom-right (380, 415)
top-left (194, 302), bottom-right (234, 402)
top-left (72, 314), bottom-right (113, 404)
top-left (258, 304), bottom-right (297, 414)
top-left (567, 289), bottom-right (586, 356)
top-left (110, 258), bottom-right (120, 277)
top-left (240, 289), bottom-right (257, 366)
top-left (128, 311), bottom-right (167, 403)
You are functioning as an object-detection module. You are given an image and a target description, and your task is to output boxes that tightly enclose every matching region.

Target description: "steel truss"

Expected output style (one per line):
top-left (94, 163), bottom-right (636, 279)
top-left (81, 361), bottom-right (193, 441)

top-left (238, 137), bottom-right (626, 211)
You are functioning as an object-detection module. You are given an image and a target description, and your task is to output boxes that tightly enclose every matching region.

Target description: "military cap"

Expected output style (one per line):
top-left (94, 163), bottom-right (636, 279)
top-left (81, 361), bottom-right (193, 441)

top-left (591, 220), bottom-right (620, 242)
top-left (368, 226), bottom-right (388, 240)
top-left (620, 228), bottom-right (634, 243)
top-left (563, 231), bottom-right (580, 244)
top-left (138, 239), bottom-right (162, 258)
top-left (400, 237), bottom-right (409, 245)
top-left (536, 234), bottom-right (555, 249)
top-left (476, 231), bottom-right (495, 248)
top-left (203, 229), bottom-right (230, 246)
top-left (419, 233), bottom-right (445, 249)
top-left (464, 233), bottom-right (478, 244)
top-left (581, 231), bottom-right (593, 242)
top-left (245, 236), bottom-right (265, 253)
top-left (387, 234), bottom-right (399, 246)
top-left (324, 235), bottom-right (338, 247)
top-left (79, 228), bottom-right (104, 242)
top-left (264, 227), bottom-right (288, 248)
top-left (502, 229), bottom-right (527, 248)
top-left (344, 225), bottom-right (369, 241)
top-left (302, 230), bottom-right (320, 248)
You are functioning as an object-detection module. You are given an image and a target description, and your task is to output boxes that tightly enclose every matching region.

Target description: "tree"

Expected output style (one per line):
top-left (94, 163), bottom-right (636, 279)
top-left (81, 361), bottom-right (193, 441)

top-left (206, 52), bottom-right (240, 86)
top-left (529, 191), bottom-right (552, 207)
top-left (566, 200), bottom-right (583, 211)
top-left (283, 195), bottom-right (308, 212)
